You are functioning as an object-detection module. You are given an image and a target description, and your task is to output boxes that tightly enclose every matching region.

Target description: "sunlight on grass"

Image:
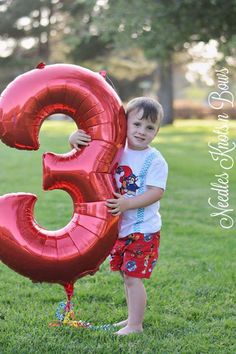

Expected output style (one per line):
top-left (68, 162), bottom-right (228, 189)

top-left (155, 118), bottom-right (236, 145)
top-left (173, 118), bottom-right (236, 129)
top-left (40, 119), bottom-right (77, 136)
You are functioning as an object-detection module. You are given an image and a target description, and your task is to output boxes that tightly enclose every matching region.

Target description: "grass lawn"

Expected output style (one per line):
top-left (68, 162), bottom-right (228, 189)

top-left (0, 119), bottom-right (235, 354)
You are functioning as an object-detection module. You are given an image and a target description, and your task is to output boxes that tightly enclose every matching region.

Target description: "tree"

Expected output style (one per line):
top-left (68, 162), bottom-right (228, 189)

top-left (0, 0), bottom-right (77, 66)
top-left (1, 0), bottom-right (236, 123)
top-left (89, 0), bottom-right (236, 124)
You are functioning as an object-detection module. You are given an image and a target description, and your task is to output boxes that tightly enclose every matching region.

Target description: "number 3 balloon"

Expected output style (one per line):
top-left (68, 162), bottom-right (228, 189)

top-left (0, 63), bottom-right (126, 286)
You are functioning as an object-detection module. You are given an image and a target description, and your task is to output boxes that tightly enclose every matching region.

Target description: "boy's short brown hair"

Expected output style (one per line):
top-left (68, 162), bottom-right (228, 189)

top-left (126, 97), bottom-right (164, 129)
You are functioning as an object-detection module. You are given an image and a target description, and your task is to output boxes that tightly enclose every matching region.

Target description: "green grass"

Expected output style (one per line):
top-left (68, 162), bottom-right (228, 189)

top-left (0, 119), bottom-right (236, 354)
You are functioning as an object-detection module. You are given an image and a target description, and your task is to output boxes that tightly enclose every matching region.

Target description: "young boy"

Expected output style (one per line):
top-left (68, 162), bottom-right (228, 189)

top-left (69, 97), bottom-right (168, 335)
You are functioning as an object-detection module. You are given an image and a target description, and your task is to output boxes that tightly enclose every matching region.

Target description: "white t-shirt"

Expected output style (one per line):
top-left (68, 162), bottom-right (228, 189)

top-left (115, 145), bottom-right (168, 238)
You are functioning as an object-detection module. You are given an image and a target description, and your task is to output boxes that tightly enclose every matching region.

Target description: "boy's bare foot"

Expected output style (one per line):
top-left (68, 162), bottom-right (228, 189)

top-left (115, 325), bottom-right (143, 336)
top-left (113, 319), bottom-right (128, 327)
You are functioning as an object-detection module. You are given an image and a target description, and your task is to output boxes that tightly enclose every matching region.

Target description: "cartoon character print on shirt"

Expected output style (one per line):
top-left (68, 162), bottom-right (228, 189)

top-left (116, 165), bottom-right (140, 196)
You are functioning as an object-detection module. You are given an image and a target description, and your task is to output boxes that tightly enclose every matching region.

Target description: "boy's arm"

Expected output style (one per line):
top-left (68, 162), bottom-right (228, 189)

top-left (106, 186), bottom-right (164, 216)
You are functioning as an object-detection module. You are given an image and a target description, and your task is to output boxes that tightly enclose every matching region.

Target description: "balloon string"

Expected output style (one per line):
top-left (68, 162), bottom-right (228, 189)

top-left (99, 69), bottom-right (118, 94)
top-left (106, 75), bottom-right (118, 94)
top-left (64, 282), bottom-right (74, 311)
top-left (49, 300), bottom-right (116, 331)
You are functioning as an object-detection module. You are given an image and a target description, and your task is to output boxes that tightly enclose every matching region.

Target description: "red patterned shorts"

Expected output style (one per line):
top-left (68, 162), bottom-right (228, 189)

top-left (110, 231), bottom-right (160, 279)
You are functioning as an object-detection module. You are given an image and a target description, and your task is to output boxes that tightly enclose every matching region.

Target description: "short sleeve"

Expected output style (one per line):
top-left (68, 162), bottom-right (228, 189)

top-left (146, 155), bottom-right (168, 190)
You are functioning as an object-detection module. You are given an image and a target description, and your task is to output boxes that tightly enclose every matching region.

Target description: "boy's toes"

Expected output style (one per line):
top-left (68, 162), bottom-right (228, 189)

top-left (115, 325), bottom-right (143, 335)
top-left (113, 319), bottom-right (128, 327)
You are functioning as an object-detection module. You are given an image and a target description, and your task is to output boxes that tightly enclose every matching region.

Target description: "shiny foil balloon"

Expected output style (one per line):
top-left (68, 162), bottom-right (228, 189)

top-left (0, 63), bottom-right (126, 285)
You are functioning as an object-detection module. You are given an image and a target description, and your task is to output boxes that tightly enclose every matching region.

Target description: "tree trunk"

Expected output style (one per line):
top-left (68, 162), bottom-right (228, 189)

top-left (38, 2), bottom-right (53, 62)
top-left (158, 55), bottom-right (174, 125)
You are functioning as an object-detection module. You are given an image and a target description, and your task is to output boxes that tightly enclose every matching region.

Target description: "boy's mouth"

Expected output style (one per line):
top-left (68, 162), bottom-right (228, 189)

top-left (135, 136), bottom-right (145, 141)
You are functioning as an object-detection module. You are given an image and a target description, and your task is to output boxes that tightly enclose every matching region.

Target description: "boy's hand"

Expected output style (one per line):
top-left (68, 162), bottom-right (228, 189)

top-left (69, 129), bottom-right (91, 151)
top-left (106, 192), bottom-right (130, 216)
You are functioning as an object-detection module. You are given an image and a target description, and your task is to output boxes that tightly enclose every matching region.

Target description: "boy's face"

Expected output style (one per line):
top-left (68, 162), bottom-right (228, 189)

top-left (126, 108), bottom-right (159, 150)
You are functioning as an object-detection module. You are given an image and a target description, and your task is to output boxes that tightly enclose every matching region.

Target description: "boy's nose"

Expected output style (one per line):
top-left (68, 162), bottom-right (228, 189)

top-left (139, 128), bottom-right (146, 135)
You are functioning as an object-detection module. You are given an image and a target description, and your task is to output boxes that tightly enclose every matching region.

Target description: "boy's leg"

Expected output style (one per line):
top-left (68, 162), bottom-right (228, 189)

top-left (110, 239), bottom-right (129, 327)
top-left (114, 271), bottom-right (128, 327)
top-left (115, 275), bottom-right (146, 335)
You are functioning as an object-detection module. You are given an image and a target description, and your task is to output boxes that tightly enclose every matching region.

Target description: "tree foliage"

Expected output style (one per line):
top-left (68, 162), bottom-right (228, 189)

top-left (93, 0), bottom-right (236, 60)
top-left (1, 0), bottom-right (236, 123)
top-left (0, 0), bottom-right (79, 65)
top-left (87, 0), bottom-right (236, 123)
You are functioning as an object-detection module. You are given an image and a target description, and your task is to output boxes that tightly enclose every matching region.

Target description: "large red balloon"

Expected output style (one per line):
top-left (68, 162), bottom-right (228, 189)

top-left (0, 63), bottom-right (126, 285)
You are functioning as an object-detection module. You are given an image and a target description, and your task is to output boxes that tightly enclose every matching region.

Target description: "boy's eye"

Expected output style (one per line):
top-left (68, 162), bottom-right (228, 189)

top-left (147, 126), bottom-right (155, 130)
top-left (134, 122), bottom-right (140, 127)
